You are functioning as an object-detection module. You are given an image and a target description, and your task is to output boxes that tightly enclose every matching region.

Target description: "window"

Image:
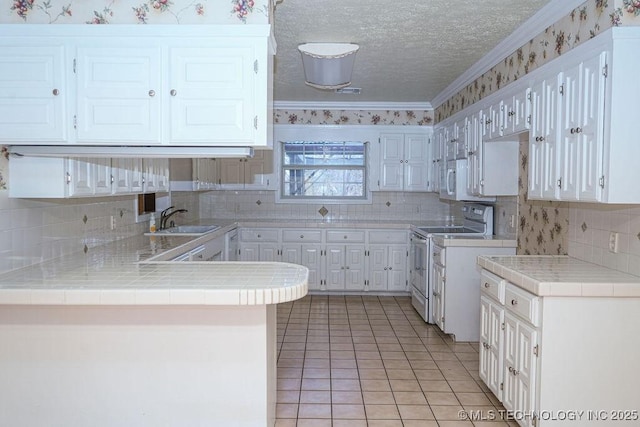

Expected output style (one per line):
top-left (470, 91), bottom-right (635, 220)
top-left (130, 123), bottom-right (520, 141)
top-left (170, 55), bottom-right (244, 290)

top-left (281, 141), bottom-right (367, 200)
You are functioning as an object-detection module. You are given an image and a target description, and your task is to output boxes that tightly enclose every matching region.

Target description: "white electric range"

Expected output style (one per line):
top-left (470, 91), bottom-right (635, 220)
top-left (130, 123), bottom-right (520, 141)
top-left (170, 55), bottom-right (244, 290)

top-left (410, 203), bottom-right (494, 325)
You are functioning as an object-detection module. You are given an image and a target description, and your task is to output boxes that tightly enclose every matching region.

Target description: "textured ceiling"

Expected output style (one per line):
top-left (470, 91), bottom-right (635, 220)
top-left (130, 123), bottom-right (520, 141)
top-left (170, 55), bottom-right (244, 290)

top-left (273, 0), bottom-right (551, 105)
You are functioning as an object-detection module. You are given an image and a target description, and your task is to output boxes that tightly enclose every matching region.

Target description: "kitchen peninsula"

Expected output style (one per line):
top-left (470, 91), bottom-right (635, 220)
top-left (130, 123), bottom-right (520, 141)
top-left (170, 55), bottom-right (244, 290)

top-left (0, 232), bottom-right (308, 427)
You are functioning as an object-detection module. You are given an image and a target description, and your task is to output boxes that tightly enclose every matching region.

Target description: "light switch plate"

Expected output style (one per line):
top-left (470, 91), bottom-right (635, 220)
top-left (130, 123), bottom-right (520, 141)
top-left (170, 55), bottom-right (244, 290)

top-left (609, 232), bottom-right (619, 253)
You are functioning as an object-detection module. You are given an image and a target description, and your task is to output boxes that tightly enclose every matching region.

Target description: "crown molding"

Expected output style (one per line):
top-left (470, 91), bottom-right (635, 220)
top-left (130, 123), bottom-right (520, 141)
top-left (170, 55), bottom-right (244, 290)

top-left (274, 101), bottom-right (433, 111)
top-left (431, 0), bottom-right (588, 108)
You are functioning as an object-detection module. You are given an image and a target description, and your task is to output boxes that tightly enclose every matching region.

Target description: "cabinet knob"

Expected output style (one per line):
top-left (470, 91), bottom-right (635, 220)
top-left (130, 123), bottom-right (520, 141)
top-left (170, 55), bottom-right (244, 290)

top-left (484, 282), bottom-right (490, 288)
top-left (170, 89), bottom-right (177, 96)
top-left (300, 235), bottom-right (304, 239)
top-left (257, 234), bottom-right (261, 238)
top-left (384, 267), bottom-right (388, 270)
top-left (508, 366), bottom-right (514, 373)
top-left (511, 299), bottom-right (518, 306)
top-left (148, 90), bottom-right (155, 97)
top-left (344, 235), bottom-right (348, 239)
top-left (575, 127), bottom-right (582, 133)
top-left (52, 88), bottom-right (60, 96)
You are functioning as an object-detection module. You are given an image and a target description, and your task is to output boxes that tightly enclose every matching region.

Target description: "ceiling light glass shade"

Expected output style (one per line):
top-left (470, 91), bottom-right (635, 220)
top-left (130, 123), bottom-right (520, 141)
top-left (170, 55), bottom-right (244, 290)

top-left (298, 43), bottom-right (359, 90)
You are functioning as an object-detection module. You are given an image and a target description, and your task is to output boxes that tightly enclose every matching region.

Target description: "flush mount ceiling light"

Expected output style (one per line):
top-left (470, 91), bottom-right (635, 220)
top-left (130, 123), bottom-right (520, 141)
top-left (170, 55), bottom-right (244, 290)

top-left (298, 43), bottom-right (359, 90)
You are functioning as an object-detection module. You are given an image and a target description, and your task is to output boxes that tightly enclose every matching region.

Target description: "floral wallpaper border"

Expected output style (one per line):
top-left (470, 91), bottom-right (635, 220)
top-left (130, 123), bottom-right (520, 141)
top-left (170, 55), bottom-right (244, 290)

top-left (435, 0), bottom-right (640, 122)
top-left (274, 109), bottom-right (434, 126)
top-left (3, 0), bottom-right (269, 24)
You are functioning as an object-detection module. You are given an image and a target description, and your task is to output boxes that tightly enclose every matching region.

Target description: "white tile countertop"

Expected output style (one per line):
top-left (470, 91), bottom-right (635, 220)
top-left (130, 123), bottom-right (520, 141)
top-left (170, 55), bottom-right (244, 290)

top-left (431, 234), bottom-right (517, 248)
top-left (478, 255), bottom-right (640, 297)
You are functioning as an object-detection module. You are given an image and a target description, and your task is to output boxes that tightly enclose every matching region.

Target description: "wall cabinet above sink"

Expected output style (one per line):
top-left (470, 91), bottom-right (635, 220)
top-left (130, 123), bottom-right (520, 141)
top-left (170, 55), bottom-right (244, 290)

top-left (0, 25), bottom-right (274, 150)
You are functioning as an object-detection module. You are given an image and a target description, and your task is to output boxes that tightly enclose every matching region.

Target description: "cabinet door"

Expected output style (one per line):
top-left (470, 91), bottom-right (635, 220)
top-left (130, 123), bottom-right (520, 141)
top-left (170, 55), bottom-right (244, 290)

top-left (93, 158), bottom-right (112, 195)
top-left (432, 263), bottom-right (445, 329)
top-left (479, 296), bottom-right (492, 387)
top-left (281, 244), bottom-right (300, 265)
top-left (301, 244), bottom-right (322, 290)
top-left (240, 242), bottom-right (259, 261)
top-left (67, 158), bottom-right (94, 197)
top-left (387, 245), bottom-right (408, 291)
top-left (577, 52), bottom-right (606, 202)
top-left (193, 158), bottom-right (217, 190)
top-left (378, 133), bottom-right (404, 191)
top-left (487, 301), bottom-right (504, 398)
top-left (325, 245), bottom-right (345, 290)
top-left (259, 243), bottom-right (280, 262)
top-left (530, 75), bottom-right (560, 200)
top-left (502, 312), bottom-right (518, 412)
top-left (404, 134), bottom-right (429, 191)
top-left (143, 159), bottom-right (169, 193)
top-left (218, 159), bottom-right (245, 189)
top-left (514, 318), bottom-right (537, 427)
top-left (484, 102), bottom-right (503, 140)
top-left (0, 45), bottom-right (67, 142)
top-left (344, 246), bottom-right (365, 291)
top-left (513, 88), bottom-right (531, 134)
top-left (467, 112), bottom-right (483, 195)
top-left (168, 45), bottom-right (256, 144)
top-left (76, 45), bottom-right (161, 143)
top-left (112, 158), bottom-right (135, 194)
top-left (368, 246), bottom-right (387, 291)
top-left (559, 65), bottom-right (581, 200)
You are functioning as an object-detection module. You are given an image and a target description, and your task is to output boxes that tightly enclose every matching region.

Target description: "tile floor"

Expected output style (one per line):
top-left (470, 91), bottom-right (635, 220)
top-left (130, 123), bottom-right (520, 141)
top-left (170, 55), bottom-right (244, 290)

top-left (276, 295), bottom-right (517, 427)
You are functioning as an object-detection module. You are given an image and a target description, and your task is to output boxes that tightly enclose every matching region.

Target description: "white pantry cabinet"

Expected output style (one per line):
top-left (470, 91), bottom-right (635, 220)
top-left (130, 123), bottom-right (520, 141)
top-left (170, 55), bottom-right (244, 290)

top-left (377, 133), bottom-right (430, 192)
top-left (0, 25), bottom-right (274, 148)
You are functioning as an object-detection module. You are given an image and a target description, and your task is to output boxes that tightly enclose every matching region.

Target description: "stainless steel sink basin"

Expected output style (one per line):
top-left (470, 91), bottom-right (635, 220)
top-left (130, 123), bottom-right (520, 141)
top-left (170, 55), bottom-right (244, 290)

top-left (145, 225), bottom-right (220, 236)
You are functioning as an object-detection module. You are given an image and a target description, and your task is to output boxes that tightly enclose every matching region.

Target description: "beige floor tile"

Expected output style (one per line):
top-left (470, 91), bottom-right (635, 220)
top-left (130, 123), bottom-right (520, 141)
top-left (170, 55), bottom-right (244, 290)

top-left (366, 420), bottom-right (404, 427)
top-left (306, 342), bottom-right (330, 351)
top-left (392, 391), bottom-right (427, 405)
top-left (279, 358), bottom-right (304, 368)
top-left (380, 351), bottom-right (408, 360)
top-left (401, 344), bottom-right (428, 352)
top-left (382, 359), bottom-right (412, 370)
top-left (437, 422), bottom-right (474, 427)
top-left (354, 343), bottom-right (378, 352)
top-left (298, 403), bottom-right (331, 419)
top-left (355, 358), bottom-right (384, 369)
top-left (441, 369), bottom-right (474, 381)
top-left (430, 351), bottom-right (460, 361)
top-left (277, 390), bottom-right (300, 404)
top-left (303, 359), bottom-right (330, 369)
top-left (276, 403), bottom-right (298, 418)
top-left (332, 420), bottom-right (367, 427)
top-left (303, 368), bottom-right (330, 379)
top-left (362, 391), bottom-right (395, 404)
top-left (436, 360), bottom-right (466, 370)
top-left (431, 405), bottom-right (466, 421)
top-left (358, 369), bottom-right (387, 380)
top-left (397, 404), bottom-right (435, 420)
top-left (331, 335), bottom-right (354, 343)
top-left (331, 359), bottom-right (357, 369)
top-left (448, 380), bottom-right (484, 393)
top-left (305, 350), bottom-right (330, 359)
top-left (473, 422), bottom-right (510, 426)
top-left (281, 342), bottom-right (306, 351)
top-left (278, 378), bottom-right (302, 391)
top-left (413, 369), bottom-right (445, 380)
top-left (377, 344), bottom-right (403, 352)
top-left (385, 369), bottom-right (416, 380)
top-left (280, 350), bottom-right (306, 359)
top-left (296, 419), bottom-right (332, 427)
top-left (418, 379), bottom-right (453, 392)
top-left (299, 391), bottom-right (331, 404)
top-left (455, 392), bottom-right (492, 406)
top-left (402, 421), bottom-right (439, 427)
top-left (389, 378), bottom-right (421, 392)
top-left (301, 378), bottom-right (331, 391)
top-left (332, 391), bottom-right (363, 404)
top-left (331, 379), bottom-right (361, 391)
top-left (331, 404), bottom-right (366, 419)
top-left (331, 368), bottom-right (359, 379)
top-left (274, 419), bottom-right (297, 427)
top-left (365, 404), bottom-right (401, 420)
top-left (360, 379), bottom-right (392, 392)
top-left (425, 391), bottom-right (460, 405)
top-left (455, 351), bottom-right (479, 361)
top-left (278, 367), bottom-right (303, 378)
top-left (409, 360), bottom-right (439, 370)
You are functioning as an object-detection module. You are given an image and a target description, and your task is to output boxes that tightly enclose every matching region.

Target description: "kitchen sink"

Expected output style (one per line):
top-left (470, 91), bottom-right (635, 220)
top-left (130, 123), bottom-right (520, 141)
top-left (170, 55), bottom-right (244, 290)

top-left (145, 225), bottom-right (220, 236)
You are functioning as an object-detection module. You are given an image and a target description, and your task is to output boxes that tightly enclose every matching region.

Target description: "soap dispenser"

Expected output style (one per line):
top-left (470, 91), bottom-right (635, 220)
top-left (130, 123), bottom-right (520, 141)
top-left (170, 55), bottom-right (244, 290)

top-left (149, 214), bottom-right (156, 233)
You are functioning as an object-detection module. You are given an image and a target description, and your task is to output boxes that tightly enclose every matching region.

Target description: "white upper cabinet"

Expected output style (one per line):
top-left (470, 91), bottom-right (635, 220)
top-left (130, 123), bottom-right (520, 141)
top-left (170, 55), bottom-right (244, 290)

top-left (377, 133), bottom-right (430, 192)
top-left (217, 150), bottom-right (274, 190)
top-left (0, 45), bottom-right (67, 143)
top-left (0, 25), bottom-right (274, 149)
top-left (76, 44), bottom-right (161, 143)
top-left (167, 44), bottom-right (257, 144)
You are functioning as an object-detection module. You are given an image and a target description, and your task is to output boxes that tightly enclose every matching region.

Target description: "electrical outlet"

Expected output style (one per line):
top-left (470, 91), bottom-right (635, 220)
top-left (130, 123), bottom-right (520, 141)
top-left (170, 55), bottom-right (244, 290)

top-left (608, 232), bottom-right (619, 253)
top-left (110, 215), bottom-right (116, 230)
top-left (510, 214), bottom-right (517, 228)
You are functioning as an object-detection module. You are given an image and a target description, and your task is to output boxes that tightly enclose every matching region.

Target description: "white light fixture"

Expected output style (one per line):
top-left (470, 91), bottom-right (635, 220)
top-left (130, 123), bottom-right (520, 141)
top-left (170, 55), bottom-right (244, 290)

top-left (298, 43), bottom-right (359, 90)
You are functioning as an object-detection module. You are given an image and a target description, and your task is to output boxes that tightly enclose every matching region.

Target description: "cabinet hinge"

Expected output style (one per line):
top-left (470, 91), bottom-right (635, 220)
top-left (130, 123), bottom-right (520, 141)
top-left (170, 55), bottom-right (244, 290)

top-left (599, 175), bottom-right (605, 189)
top-left (500, 382), bottom-right (504, 391)
top-left (73, 58), bottom-right (76, 74)
top-left (254, 116), bottom-right (258, 129)
top-left (73, 115), bottom-right (77, 129)
top-left (602, 64), bottom-right (608, 78)
top-left (254, 59), bottom-right (258, 74)
top-left (527, 114), bottom-right (531, 124)
top-left (377, 179), bottom-right (380, 187)
top-left (501, 322), bottom-right (505, 331)
top-left (527, 91), bottom-right (532, 101)
top-left (559, 84), bottom-right (564, 95)
top-left (65, 172), bottom-right (71, 184)
top-left (533, 344), bottom-right (539, 357)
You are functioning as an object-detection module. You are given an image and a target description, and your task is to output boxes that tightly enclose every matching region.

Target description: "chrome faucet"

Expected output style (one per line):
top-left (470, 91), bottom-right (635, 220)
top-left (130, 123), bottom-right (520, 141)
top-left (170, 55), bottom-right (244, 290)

top-left (159, 206), bottom-right (188, 230)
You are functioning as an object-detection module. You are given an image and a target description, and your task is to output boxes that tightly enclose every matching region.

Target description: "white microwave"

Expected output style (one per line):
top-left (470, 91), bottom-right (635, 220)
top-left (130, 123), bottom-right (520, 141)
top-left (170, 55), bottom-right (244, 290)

top-left (439, 159), bottom-right (495, 202)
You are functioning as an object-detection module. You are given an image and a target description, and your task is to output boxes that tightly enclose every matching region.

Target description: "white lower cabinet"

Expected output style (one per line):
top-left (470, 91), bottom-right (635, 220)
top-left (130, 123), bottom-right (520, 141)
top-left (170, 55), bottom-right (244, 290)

top-left (479, 270), bottom-right (540, 427)
top-left (239, 227), bottom-right (408, 293)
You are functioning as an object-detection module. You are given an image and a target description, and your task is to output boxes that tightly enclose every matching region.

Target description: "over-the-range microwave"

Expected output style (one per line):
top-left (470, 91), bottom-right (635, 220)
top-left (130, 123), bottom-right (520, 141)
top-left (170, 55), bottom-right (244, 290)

top-left (439, 159), bottom-right (495, 202)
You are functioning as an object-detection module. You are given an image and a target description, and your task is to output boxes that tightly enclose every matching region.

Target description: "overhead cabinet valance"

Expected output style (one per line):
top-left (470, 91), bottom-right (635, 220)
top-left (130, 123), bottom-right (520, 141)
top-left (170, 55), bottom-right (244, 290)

top-left (0, 25), bottom-right (275, 151)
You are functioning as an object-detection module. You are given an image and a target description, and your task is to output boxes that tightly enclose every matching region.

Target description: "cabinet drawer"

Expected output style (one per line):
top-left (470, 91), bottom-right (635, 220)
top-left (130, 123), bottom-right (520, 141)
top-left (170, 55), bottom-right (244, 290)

top-left (368, 230), bottom-right (407, 244)
top-left (326, 230), bottom-right (365, 243)
top-left (480, 270), bottom-right (505, 304)
top-left (282, 229), bottom-right (323, 243)
top-left (239, 228), bottom-right (279, 242)
top-left (505, 283), bottom-right (540, 326)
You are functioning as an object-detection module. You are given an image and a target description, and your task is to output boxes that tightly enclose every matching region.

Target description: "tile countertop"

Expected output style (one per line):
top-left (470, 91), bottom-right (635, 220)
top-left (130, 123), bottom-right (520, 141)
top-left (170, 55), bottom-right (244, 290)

top-left (0, 221), bottom-right (308, 306)
top-left (431, 234), bottom-right (517, 248)
top-left (478, 255), bottom-right (640, 297)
